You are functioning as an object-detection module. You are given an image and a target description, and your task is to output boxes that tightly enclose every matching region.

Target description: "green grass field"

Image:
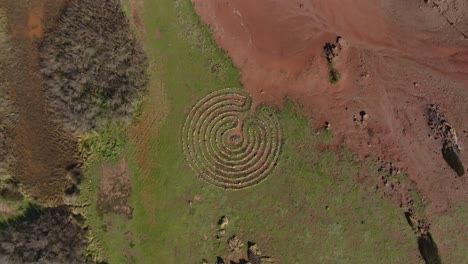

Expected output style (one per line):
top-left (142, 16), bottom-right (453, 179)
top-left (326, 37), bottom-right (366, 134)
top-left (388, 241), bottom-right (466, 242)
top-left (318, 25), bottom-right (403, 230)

top-left (79, 0), bottom-right (425, 263)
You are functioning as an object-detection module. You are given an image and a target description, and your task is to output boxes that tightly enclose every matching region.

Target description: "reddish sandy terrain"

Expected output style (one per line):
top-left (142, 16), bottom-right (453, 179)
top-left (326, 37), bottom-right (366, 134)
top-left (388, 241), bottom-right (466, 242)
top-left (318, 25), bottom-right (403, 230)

top-left (193, 0), bottom-right (468, 217)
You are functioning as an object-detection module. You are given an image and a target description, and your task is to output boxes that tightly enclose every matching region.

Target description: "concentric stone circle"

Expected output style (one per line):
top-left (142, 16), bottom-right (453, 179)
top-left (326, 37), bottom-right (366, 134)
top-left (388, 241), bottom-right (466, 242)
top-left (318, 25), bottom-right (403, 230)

top-left (182, 88), bottom-right (282, 189)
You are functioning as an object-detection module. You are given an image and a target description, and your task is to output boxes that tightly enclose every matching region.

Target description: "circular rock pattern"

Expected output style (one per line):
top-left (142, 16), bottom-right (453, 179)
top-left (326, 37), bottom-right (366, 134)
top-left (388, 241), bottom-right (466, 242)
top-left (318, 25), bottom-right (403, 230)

top-left (182, 89), bottom-right (282, 189)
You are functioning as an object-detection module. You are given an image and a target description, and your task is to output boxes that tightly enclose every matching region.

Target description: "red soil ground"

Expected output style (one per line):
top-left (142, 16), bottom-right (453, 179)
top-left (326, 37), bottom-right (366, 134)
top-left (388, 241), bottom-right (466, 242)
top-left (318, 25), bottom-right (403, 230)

top-left (193, 0), bottom-right (468, 217)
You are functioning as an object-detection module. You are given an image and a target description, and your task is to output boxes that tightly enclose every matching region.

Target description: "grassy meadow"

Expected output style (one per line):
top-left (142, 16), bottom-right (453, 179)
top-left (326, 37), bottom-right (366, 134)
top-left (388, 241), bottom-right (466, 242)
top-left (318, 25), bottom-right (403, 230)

top-left (79, 0), bottom-right (424, 263)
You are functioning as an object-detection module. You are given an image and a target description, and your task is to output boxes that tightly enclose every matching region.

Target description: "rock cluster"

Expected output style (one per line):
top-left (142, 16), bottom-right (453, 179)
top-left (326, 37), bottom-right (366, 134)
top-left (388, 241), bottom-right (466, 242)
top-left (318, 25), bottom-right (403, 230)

top-left (228, 236), bottom-right (244, 252)
top-left (323, 36), bottom-right (345, 63)
top-left (427, 104), bottom-right (465, 176)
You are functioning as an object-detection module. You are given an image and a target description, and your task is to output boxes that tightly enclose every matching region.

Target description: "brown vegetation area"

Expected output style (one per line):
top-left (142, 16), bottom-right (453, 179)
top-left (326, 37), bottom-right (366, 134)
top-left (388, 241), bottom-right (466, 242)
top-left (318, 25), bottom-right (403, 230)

top-left (0, 0), bottom-right (77, 206)
top-left (0, 7), bottom-right (17, 186)
top-left (0, 0), bottom-right (148, 262)
top-left (39, 0), bottom-right (148, 133)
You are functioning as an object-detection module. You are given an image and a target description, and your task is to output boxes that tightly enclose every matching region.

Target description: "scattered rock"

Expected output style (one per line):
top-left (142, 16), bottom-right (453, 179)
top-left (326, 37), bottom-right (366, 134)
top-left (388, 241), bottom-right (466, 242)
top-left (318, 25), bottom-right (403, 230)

top-left (336, 36), bottom-right (347, 49)
top-left (248, 243), bottom-right (262, 256)
top-left (353, 115), bottom-right (359, 125)
top-left (324, 37), bottom-right (344, 63)
top-left (359, 110), bottom-right (368, 122)
top-left (324, 42), bottom-right (339, 62)
top-left (216, 256), bottom-right (225, 264)
top-left (247, 242), bottom-right (275, 264)
top-left (228, 236), bottom-right (244, 252)
top-left (418, 232), bottom-right (442, 264)
top-left (218, 215), bottom-right (229, 229)
top-left (427, 104), bottom-right (464, 176)
top-left (353, 111), bottom-right (368, 126)
top-left (404, 209), bottom-right (428, 234)
top-left (442, 142), bottom-right (465, 176)
top-left (378, 161), bottom-right (401, 176)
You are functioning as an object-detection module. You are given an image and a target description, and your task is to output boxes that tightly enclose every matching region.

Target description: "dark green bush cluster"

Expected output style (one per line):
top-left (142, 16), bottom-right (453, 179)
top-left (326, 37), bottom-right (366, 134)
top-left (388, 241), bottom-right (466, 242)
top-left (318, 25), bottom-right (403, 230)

top-left (0, 206), bottom-right (90, 263)
top-left (40, 0), bottom-right (148, 133)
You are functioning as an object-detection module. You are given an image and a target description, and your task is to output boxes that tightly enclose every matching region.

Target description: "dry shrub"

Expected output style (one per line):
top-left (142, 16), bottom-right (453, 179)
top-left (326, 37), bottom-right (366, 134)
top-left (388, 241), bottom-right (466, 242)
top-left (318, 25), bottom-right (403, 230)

top-left (40, 0), bottom-right (148, 133)
top-left (0, 9), bottom-right (18, 181)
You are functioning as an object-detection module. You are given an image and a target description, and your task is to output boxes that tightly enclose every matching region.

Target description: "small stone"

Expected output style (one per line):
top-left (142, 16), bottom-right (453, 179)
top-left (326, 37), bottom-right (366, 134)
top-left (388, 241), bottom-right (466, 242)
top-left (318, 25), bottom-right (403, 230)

top-left (359, 111), bottom-right (368, 122)
top-left (261, 256), bottom-right (276, 263)
top-left (218, 216), bottom-right (229, 229)
top-left (219, 229), bottom-right (226, 235)
top-left (249, 243), bottom-right (262, 256)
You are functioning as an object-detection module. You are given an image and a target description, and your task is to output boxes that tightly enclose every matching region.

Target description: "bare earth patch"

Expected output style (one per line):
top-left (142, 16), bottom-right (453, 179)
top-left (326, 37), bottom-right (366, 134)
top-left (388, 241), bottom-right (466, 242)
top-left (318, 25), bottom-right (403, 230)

top-left (130, 0), bottom-right (145, 38)
top-left (98, 157), bottom-right (133, 219)
top-left (193, 0), bottom-right (468, 260)
top-left (193, 0), bottom-right (468, 218)
top-left (27, 1), bottom-right (44, 40)
top-left (0, 203), bottom-right (14, 218)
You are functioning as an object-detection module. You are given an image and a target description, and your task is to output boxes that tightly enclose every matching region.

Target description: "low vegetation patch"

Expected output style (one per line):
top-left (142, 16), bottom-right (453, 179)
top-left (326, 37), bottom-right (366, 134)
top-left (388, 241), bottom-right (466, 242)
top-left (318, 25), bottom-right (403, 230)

top-left (79, 122), bottom-right (127, 162)
top-left (323, 42), bottom-right (341, 84)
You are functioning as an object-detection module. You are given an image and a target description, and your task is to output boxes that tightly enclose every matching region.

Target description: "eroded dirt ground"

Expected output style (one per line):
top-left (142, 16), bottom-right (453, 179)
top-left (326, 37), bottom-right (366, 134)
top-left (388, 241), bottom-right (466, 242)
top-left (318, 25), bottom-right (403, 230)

top-left (193, 0), bottom-right (468, 258)
top-left (193, 0), bottom-right (468, 211)
top-left (98, 157), bottom-right (133, 219)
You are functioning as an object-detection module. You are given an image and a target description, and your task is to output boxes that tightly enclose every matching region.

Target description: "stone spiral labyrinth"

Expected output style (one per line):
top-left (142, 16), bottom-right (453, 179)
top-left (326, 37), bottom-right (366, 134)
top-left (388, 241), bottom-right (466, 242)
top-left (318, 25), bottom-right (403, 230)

top-left (182, 88), bottom-right (283, 189)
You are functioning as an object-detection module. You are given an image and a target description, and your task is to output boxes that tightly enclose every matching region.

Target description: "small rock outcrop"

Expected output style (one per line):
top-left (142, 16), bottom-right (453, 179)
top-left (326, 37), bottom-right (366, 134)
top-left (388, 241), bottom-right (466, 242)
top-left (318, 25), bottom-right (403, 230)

top-left (228, 236), bottom-right (244, 252)
top-left (427, 104), bottom-right (465, 176)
